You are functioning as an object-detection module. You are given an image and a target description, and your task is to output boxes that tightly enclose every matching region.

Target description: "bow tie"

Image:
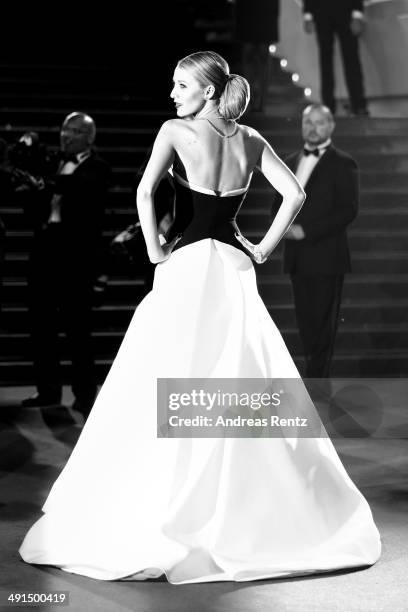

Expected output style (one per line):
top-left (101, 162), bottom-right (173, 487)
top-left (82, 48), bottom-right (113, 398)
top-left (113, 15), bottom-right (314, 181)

top-left (61, 152), bottom-right (78, 164)
top-left (303, 147), bottom-right (320, 157)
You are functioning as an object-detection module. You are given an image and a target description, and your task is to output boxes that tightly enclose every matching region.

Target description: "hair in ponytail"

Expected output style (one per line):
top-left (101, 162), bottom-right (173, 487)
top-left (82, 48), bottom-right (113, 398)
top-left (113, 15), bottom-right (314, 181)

top-left (177, 51), bottom-right (250, 120)
top-left (218, 74), bottom-right (250, 120)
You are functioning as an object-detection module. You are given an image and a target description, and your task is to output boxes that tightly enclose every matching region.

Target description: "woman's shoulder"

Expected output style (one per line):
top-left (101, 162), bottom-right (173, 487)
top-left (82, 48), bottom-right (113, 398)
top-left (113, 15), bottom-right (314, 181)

top-left (237, 123), bottom-right (259, 135)
top-left (160, 118), bottom-right (197, 132)
top-left (237, 124), bottom-right (266, 156)
top-left (157, 120), bottom-right (266, 151)
top-left (157, 119), bottom-right (198, 143)
top-left (237, 123), bottom-right (264, 142)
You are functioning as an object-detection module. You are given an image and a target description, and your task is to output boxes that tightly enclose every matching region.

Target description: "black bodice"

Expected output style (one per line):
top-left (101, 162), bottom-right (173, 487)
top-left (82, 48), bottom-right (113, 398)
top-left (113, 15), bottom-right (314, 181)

top-left (166, 179), bottom-right (249, 256)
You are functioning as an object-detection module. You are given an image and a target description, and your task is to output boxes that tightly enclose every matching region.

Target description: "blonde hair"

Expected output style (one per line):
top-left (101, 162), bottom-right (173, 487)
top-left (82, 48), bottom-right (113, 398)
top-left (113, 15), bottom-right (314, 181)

top-left (177, 51), bottom-right (250, 120)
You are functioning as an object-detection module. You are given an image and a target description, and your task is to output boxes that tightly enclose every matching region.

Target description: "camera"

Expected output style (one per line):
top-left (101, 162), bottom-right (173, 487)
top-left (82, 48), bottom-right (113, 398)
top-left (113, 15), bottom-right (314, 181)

top-left (7, 131), bottom-right (54, 193)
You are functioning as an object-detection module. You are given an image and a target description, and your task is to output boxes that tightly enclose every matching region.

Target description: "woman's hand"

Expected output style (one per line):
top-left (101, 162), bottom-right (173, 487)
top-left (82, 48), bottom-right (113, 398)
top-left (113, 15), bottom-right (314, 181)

top-left (149, 234), bottom-right (182, 264)
top-left (235, 232), bottom-right (268, 264)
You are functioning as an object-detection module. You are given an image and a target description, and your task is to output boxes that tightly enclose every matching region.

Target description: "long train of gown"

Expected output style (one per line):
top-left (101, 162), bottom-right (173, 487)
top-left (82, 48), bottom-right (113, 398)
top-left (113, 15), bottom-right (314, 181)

top-left (19, 179), bottom-right (381, 584)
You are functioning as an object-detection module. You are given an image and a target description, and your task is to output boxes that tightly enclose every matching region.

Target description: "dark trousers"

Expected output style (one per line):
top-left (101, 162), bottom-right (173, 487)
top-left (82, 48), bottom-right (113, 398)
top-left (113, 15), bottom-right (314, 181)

top-left (290, 274), bottom-right (344, 378)
top-left (315, 17), bottom-right (366, 113)
top-left (28, 225), bottom-right (97, 401)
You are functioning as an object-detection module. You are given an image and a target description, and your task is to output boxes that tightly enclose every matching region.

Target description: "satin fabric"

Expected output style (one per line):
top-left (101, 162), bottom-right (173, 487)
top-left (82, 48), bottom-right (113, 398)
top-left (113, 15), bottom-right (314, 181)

top-left (19, 238), bottom-right (381, 583)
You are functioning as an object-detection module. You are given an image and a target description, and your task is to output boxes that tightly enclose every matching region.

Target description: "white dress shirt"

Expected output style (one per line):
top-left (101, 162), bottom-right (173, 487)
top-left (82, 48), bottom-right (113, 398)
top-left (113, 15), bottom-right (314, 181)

top-left (295, 139), bottom-right (332, 188)
top-left (48, 150), bottom-right (91, 224)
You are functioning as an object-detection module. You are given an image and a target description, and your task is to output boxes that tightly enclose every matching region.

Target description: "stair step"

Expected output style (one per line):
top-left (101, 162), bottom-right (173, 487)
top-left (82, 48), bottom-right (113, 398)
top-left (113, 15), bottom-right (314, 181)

top-left (265, 299), bottom-right (408, 326)
top-left (2, 299), bottom-right (407, 332)
top-left (1, 349), bottom-right (407, 386)
top-left (1, 325), bottom-right (406, 359)
top-left (239, 208), bottom-right (408, 232)
top-left (2, 114), bottom-right (408, 154)
top-left (4, 232), bottom-right (407, 254)
top-left (2, 273), bottom-right (407, 303)
top-left (2, 138), bottom-right (408, 176)
top-left (3, 124), bottom-right (408, 155)
top-left (109, 163), bottom-right (408, 181)
top-left (1, 277), bottom-right (148, 302)
top-left (3, 252), bottom-right (408, 276)
top-left (2, 105), bottom-right (408, 127)
top-left (259, 275), bottom-right (408, 301)
top-left (250, 115), bottom-right (408, 135)
top-left (2, 189), bottom-right (407, 227)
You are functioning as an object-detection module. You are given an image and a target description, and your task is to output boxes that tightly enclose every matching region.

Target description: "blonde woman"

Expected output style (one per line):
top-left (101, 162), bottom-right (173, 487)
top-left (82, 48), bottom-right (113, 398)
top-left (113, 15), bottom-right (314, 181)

top-left (20, 51), bottom-right (380, 584)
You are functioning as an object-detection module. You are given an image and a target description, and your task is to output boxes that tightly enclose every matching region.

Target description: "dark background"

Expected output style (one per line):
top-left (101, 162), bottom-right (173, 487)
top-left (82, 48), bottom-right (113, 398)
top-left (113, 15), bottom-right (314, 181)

top-left (0, 3), bottom-right (238, 93)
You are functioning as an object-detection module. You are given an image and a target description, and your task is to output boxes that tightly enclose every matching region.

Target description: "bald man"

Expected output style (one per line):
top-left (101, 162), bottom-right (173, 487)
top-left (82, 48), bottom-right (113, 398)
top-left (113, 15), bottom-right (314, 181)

top-left (272, 104), bottom-right (359, 380)
top-left (22, 112), bottom-right (110, 417)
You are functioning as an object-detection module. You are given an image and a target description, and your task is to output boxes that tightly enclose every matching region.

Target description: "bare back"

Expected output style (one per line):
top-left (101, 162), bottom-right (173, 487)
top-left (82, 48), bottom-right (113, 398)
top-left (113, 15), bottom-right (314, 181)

top-left (139, 115), bottom-right (301, 212)
top-left (137, 112), bottom-right (304, 265)
top-left (170, 118), bottom-right (263, 194)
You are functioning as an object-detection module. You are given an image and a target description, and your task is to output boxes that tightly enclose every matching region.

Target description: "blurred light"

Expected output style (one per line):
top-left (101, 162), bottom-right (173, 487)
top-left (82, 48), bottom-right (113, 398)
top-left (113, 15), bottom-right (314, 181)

top-left (292, 73), bottom-right (300, 83)
top-left (269, 44), bottom-right (277, 54)
top-left (304, 88), bottom-right (312, 97)
top-left (280, 58), bottom-right (288, 69)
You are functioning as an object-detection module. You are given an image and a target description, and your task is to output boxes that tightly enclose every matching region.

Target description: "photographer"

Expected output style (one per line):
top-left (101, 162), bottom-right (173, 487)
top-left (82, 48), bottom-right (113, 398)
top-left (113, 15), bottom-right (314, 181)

top-left (7, 130), bottom-right (57, 225)
top-left (0, 132), bottom-right (59, 322)
top-left (7, 131), bottom-right (54, 194)
top-left (18, 114), bottom-right (110, 418)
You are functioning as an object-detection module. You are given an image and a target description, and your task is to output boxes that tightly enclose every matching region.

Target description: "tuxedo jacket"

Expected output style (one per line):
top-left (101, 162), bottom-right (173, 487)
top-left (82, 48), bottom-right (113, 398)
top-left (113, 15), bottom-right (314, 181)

top-left (272, 145), bottom-right (359, 275)
top-left (51, 152), bottom-right (110, 245)
top-left (24, 150), bottom-right (111, 275)
top-left (303, 0), bottom-right (363, 18)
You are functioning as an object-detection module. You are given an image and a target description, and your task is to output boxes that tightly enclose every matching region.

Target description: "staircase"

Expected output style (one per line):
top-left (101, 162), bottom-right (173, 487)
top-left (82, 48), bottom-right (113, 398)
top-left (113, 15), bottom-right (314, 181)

top-left (1, 59), bottom-right (407, 385)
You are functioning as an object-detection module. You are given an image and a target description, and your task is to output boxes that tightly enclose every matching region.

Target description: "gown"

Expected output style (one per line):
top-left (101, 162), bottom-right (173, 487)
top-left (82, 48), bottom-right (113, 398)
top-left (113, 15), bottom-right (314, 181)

top-left (19, 171), bottom-right (381, 584)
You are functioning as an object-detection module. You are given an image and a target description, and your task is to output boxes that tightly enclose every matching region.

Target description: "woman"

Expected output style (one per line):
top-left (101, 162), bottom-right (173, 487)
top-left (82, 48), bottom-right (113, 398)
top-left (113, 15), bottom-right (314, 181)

top-left (19, 51), bottom-right (381, 584)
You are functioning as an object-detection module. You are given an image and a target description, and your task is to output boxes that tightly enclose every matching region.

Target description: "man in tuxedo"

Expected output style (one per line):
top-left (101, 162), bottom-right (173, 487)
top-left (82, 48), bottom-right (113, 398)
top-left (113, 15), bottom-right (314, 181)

top-left (303, 0), bottom-right (368, 115)
top-left (273, 104), bottom-right (359, 379)
top-left (22, 112), bottom-right (110, 417)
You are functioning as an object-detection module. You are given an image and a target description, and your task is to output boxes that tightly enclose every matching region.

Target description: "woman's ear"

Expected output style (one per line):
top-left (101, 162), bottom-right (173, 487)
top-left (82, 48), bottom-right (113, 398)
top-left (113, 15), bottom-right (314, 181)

top-left (204, 84), bottom-right (215, 100)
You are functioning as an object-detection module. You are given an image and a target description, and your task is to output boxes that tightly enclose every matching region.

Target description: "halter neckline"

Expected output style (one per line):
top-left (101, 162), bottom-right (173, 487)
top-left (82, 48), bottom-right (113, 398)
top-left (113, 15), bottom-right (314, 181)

top-left (199, 118), bottom-right (239, 138)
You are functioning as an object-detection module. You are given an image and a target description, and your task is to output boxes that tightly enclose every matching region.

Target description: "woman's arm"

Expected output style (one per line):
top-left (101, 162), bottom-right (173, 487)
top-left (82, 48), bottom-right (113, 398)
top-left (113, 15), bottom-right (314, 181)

top-left (136, 121), bottom-right (178, 263)
top-left (237, 135), bottom-right (305, 262)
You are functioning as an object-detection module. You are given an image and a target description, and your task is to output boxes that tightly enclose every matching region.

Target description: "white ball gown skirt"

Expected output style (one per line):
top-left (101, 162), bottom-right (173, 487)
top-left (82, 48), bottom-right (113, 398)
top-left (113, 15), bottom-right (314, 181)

top-left (19, 239), bottom-right (381, 584)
